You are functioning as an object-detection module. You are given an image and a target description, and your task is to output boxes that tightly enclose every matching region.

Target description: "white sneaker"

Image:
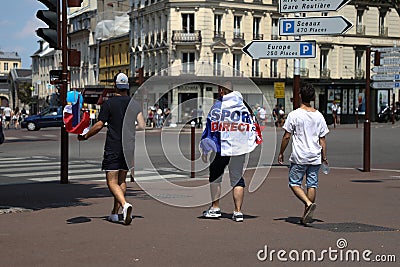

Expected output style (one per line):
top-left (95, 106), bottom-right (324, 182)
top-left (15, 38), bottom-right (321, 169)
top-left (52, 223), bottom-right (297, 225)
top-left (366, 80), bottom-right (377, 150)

top-left (203, 207), bottom-right (222, 218)
top-left (107, 214), bottom-right (119, 222)
top-left (122, 203), bottom-right (133, 225)
top-left (232, 211), bottom-right (244, 222)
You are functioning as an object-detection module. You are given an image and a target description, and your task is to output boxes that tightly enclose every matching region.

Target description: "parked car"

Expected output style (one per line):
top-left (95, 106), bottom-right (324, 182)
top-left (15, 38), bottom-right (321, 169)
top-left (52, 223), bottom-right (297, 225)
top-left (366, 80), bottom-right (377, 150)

top-left (21, 106), bottom-right (63, 131)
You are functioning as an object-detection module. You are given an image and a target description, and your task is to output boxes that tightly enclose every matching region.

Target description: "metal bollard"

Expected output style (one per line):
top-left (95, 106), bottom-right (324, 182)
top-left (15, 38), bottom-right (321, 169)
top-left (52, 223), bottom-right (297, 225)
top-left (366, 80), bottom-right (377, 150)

top-left (191, 120), bottom-right (196, 178)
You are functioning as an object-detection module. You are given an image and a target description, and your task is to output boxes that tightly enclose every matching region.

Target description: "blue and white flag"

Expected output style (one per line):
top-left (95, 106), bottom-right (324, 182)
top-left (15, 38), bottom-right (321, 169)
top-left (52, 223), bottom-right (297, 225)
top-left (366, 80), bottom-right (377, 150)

top-left (200, 91), bottom-right (259, 156)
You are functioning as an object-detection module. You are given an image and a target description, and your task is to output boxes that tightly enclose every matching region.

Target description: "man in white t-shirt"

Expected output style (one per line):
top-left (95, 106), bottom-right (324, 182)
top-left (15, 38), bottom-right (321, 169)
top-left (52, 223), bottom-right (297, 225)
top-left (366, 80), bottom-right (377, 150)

top-left (2, 106), bottom-right (12, 129)
top-left (258, 106), bottom-right (267, 125)
top-left (278, 83), bottom-right (329, 225)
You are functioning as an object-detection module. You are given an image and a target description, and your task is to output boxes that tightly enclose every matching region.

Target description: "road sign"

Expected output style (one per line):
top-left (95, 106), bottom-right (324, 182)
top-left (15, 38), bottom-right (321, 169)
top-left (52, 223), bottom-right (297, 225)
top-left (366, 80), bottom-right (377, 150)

top-left (371, 81), bottom-right (400, 89)
top-left (274, 82), bottom-right (285, 98)
top-left (279, 0), bottom-right (351, 13)
top-left (371, 74), bottom-right (400, 81)
top-left (372, 66), bottom-right (400, 73)
top-left (374, 47), bottom-right (400, 52)
top-left (380, 57), bottom-right (400, 65)
top-left (380, 52), bottom-right (400, 58)
top-left (279, 16), bottom-right (353, 36)
top-left (242, 40), bottom-right (316, 59)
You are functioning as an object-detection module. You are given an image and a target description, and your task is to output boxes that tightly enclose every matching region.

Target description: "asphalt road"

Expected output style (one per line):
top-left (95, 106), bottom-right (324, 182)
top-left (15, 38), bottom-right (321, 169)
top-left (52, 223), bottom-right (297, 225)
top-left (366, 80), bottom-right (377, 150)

top-left (1, 122), bottom-right (399, 183)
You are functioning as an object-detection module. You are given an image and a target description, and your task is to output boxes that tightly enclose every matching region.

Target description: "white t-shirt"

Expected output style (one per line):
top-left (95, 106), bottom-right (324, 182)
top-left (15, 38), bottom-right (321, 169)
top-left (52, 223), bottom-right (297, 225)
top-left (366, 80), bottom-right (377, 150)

top-left (3, 107), bottom-right (11, 117)
top-left (331, 103), bottom-right (338, 113)
top-left (283, 108), bottom-right (329, 165)
top-left (258, 107), bottom-right (266, 119)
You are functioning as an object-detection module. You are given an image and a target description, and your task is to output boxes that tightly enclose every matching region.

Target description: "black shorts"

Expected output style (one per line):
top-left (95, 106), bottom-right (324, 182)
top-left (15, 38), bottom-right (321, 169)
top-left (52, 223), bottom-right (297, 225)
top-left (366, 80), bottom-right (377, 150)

top-left (5, 116), bottom-right (11, 122)
top-left (209, 152), bottom-right (245, 187)
top-left (102, 150), bottom-right (128, 171)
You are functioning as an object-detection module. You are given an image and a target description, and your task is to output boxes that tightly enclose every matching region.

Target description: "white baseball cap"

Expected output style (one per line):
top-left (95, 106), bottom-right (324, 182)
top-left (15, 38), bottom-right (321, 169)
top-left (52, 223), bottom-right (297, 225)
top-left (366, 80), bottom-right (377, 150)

top-left (115, 73), bottom-right (129, 90)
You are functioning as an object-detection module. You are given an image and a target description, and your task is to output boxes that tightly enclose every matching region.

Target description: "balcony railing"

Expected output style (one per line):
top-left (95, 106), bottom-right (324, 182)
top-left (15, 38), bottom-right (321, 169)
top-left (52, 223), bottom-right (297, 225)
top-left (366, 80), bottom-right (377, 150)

top-left (356, 25), bottom-right (365, 35)
top-left (300, 68), bottom-right (309, 78)
top-left (214, 31), bottom-right (225, 40)
top-left (172, 30), bottom-right (202, 43)
top-left (320, 68), bottom-right (331, 79)
top-left (181, 63), bottom-right (195, 75)
top-left (253, 33), bottom-right (264, 40)
top-left (355, 69), bottom-right (365, 79)
top-left (379, 27), bottom-right (388, 37)
top-left (271, 34), bottom-right (279, 40)
top-left (233, 32), bottom-right (245, 41)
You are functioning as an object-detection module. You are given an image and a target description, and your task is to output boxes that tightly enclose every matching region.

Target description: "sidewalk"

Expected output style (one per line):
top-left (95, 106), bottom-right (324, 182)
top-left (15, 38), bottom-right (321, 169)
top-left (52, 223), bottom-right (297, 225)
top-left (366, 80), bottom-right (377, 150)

top-left (0, 167), bottom-right (399, 267)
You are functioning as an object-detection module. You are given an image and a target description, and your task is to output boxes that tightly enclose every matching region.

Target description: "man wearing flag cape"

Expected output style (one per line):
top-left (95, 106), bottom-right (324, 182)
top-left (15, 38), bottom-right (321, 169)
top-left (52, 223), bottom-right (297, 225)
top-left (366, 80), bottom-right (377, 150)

top-left (200, 81), bottom-right (262, 222)
top-left (77, 73), bottom-right (145, 225)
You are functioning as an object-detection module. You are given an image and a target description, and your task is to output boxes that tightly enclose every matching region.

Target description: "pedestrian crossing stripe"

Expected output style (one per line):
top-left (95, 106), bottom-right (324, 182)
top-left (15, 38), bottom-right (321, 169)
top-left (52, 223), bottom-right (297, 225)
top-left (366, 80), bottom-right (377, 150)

top-left (0, 157), bottom-right (205, 185)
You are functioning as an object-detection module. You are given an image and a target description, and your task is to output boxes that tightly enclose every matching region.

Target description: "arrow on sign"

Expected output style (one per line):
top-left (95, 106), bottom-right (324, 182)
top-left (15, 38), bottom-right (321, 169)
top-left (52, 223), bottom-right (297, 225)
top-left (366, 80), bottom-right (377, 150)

top-left (371, 74), bottom-right (400, 81)
top-left (371, 82), bottom-right (400, 89)
top-left (380, 52), bottom-right (400, 58)
top-left (374, 47), bottom-right (400, 52)
top-left (242, 40), bottom-right (316, 59)
top-left (279, 0), bottom-right (351, 13)
top-left (381, 58), bottom-right (400, 65)
top-left (372, 66), bottom-right (400, 73)
top-left (279, 16), bottom-right (353, 36)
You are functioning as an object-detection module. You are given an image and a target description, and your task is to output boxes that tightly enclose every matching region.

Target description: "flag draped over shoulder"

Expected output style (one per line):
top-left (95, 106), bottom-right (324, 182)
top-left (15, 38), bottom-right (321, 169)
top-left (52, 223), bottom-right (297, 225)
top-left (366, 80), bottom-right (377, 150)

top-left (200, 91), bottom-right (262, 157)
top-left (63, 95), bottom-right (90, 134)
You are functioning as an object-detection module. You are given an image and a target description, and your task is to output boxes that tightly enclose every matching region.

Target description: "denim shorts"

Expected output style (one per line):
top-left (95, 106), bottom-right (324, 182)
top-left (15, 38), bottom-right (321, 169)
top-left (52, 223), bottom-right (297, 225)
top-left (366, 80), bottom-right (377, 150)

top-left (288, 163), bottom-right (321, 188)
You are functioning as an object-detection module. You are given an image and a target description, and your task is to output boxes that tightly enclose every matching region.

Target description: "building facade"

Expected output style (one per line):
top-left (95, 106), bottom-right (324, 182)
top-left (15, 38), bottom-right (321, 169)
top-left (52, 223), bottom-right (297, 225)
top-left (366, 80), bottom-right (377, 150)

top-left (129, 0), bottom-right (400, 123)
top-left (0, 51), bottom-right (22, 108)
top-left (33, 0), bottom-right (400, 123)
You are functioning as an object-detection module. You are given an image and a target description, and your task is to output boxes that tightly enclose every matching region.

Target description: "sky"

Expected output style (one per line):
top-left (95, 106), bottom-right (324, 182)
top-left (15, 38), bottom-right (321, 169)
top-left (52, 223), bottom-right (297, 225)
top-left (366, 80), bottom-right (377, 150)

top-left (0, 0), bottom-right (46, 69)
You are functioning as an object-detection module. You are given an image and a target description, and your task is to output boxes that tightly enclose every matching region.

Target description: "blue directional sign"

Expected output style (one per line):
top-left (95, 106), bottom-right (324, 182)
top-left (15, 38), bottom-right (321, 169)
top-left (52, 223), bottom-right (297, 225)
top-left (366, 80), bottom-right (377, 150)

top-left (371, 82), bottom-right (400, 89)
top-left (371, 74), bottom-right (400, 81)
top-left (279, 16), bottom-right (353, 36)
top-left (242, 40), bottom-right (316, 59)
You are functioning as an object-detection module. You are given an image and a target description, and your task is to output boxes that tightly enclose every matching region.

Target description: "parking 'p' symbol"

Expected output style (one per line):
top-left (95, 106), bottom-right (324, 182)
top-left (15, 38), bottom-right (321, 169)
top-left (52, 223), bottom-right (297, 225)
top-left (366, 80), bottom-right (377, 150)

top-left (300, 43), bottom-right (313, 56)
top-left (282, 21), bottom-right (294, 33)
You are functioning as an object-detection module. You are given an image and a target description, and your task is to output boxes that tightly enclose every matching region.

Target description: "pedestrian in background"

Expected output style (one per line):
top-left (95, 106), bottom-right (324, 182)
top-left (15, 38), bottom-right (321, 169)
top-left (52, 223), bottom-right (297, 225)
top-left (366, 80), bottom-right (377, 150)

top-left (272, 105), bottom-right (279, 127)
top-left (196, 105), bottom-right (204, 128)
top-left (78, 72), bottom-right (145, 225)
top-left (2, 105), bottom-right (12, 129)
top-left (278, 83), bottom-right (329, 225)
top-left (200, 81), bottom-right (261, 222)
top-left (331, 101), bottom-right (338, 128)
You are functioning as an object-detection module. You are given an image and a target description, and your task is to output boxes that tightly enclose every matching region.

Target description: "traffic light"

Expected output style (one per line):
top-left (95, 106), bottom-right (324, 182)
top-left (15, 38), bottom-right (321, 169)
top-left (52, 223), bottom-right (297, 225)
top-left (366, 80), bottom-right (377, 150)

top-left (135, 67), bottom-right (144, 85)
top-left (36, 0), bottom-right (59, 49)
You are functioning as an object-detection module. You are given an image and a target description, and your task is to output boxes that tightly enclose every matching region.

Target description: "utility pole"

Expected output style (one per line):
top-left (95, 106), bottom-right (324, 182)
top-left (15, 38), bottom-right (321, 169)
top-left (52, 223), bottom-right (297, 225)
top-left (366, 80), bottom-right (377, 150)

top-left (364, 47), bottom-right (371, 172)
top-left (60, 0), bottom-right (68, 183)
top-left (293, 13), bottom-right (301, 110)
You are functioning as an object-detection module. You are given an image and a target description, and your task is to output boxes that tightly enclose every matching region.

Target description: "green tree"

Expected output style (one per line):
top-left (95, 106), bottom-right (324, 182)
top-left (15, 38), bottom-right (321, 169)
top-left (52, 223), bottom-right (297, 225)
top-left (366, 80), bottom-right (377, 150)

top-left (17, 84), bottom-right (34, 106)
